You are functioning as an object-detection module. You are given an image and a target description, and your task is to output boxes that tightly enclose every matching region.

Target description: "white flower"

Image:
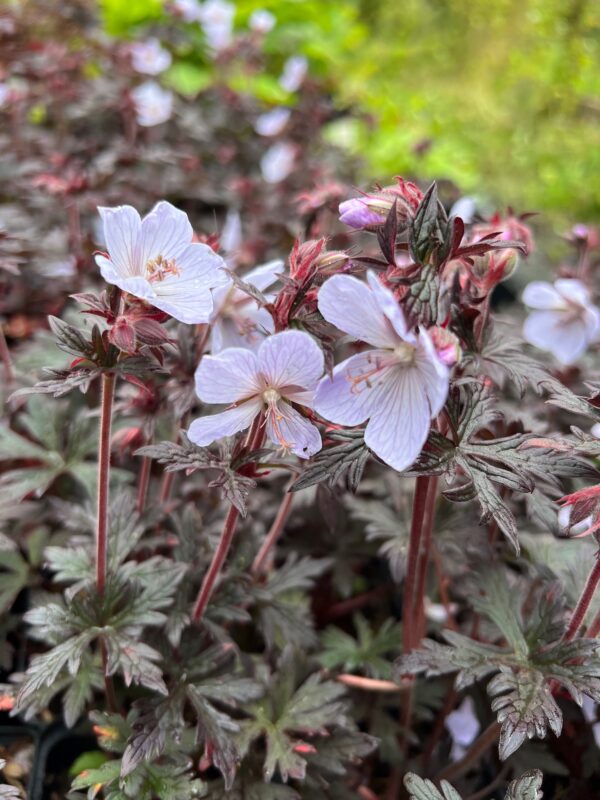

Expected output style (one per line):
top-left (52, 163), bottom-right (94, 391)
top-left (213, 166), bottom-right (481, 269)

top-left (199, 0), bottom-right (235, 51)
top-left (592, 423), bottom-right (600, 439)
top-left (0, 83), bottom-right (10, 107)
top-left (279, 55), bottom-right (307, 92)
top-left (172, 0), bottom-right (203, 22)
top-left (260, 141), bottom-right (295, 184)
top-left (314, 272), bottom-right (449, 472)
top-left (131, 81), bottom-right (173, 127)
top-left (249, 9), bottom-right (276, 33)
top-left (210, 259), bottom-right (282, 352)
top-left (449, 196), bottom-right (476, 224)
top-left (557, 505), bottom-right (593, 537)
top-left (95, 201), bottom-right (228, 324)
top-left (582, 696), bottom-right (600, 749)
top-left (220, 209), bottom-right (243, 259)
top-left (130, 38), bottom-right (172, 76)
top-left (523, 279), bottom-right (600, 365)
top-left (188, 330), bottom-right (324, 458)
top-left (254, 107), bottom-right (291, 137)
top-left (445, 698), bottom-right (480, 762)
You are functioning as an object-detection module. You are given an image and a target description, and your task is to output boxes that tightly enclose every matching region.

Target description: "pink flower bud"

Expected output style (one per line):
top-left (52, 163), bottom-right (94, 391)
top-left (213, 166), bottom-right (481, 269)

top-left (338, 198), bottom-right (387, 231)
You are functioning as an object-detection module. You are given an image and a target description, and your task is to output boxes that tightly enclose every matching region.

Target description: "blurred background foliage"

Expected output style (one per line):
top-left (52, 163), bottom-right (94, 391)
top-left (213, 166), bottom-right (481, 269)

top-left (98, 0), bottom-right (600, 225)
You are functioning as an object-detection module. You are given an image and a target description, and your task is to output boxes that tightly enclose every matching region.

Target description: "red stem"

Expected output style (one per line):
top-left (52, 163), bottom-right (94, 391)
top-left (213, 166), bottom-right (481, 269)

top-left (96, 372), bottom-right (116, 598)
top-left (562, 553), bottom-right (600, 642)
top-left (436, 721), bottom-right (501, 783)
top-left (192, 503), bottom-right (240, 622)
top-left (586, 605), bottom-right (600, 638)
top-left (412, 476), bottom-right (439, 644)
top-left (191, 413), bottom-right (265, 623)
top-left (136, 455), bottom-right (152, 513)
top-left (251, 484), bottom-right (294, 576)
top-left (402, 476), bottom-right (434, 653)
top-left (0, 325), bottom-right (13, 385)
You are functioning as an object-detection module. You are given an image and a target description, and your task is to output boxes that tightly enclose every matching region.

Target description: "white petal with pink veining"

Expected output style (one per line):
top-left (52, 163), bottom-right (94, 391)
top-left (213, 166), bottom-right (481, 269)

top-left (188, 398), bottom-right (262, 446)
top-left (195, 348), bottom-right (260, 404)
top-left (98, 206), bottom-right (143, 277)
top-left (314, 350), bottom-right (392, 426)
top-left (318, 274), bottom-right (399, 348)
top-left (364, 368), bottom-right (431, 471)
top-left (258, 330), bottom-right (324, 391)
top-left (266, 401), bottom-right (321, 459)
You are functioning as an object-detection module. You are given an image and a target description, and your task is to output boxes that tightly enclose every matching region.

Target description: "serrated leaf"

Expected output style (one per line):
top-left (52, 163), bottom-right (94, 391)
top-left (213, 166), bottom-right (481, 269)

top-left (505, 769), bottom-right (544, 800)
top-left (403, 773), bottom-right (463, 800)
top-left (291, 431), bottom-right (370, 492)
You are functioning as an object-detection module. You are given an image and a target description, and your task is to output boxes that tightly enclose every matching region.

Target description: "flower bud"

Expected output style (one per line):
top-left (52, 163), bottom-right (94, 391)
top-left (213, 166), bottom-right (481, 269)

top-left (429, 326), bottom-right (462, 366)
top-left (338, 198), bottom-right (387, 231)
top-left (315, 249), bottom-right (351, 275)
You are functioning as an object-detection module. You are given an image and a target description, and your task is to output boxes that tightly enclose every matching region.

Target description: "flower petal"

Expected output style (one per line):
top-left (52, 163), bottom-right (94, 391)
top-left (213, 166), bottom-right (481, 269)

top-left (415, 330), bottom-right (450, 416)
top-left (266, 401), bottom-right (322, 459)
top-left (212, 307), bottom-right (275, 352)
top-left (364, 368), bottom-right (431, 471)
top-left (98, 205), bottom-right (142, 278)
top-left (551, 319), bottom-right (590, 365)
top-left (522, 281), bottom-right (563, 310)
top-left (187, 398), bottom-right (262, 447)
top-left (555, 278), bottom-right (591, 306)
top-left (195, 348), bottom-right (260, 404)
top-left (95, 255), bottom-right (154, 301)
top-left (523, 310), bottom-right (560, 350)
top-left (258, 330), bottom-right (324, 392)
top-left (140, 201), bottom-right (193, 266)
top-left (318, 274), bottom-right (399, 348)
top-left (314, 350), bottom-right (391, 426)
top-left (151, 243), bottom-right (228, 324)
top-left (244, 259), bottom-right (284, 292)
top-left (366, 271), bottom-right (415, 343)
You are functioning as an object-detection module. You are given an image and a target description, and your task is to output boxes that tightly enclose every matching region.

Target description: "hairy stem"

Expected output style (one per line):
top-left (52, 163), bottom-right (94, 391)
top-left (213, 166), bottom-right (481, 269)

top-left (192, 413), bottom-right (265, 623)
top-left (192, 503), bottom-right (240, 622)
top-left (96, 371), bottom-right (116, 598)
top-left (562, 553), bottom-right (600, 641)
top-left (412, 476), bottom-right (439, 644)
top-left (402, 475), bottom-right (434, 653)
top-left (136, 455), bottom-right (152, 513)
top-left (251, 483), bottom-right (294, 576)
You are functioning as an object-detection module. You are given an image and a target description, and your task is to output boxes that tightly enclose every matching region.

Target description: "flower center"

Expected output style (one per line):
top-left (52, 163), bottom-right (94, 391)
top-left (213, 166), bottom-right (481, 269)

top-left (146, 254), bottom-right (180, 283)
top-left (346, 343), bottom-right (416, 395)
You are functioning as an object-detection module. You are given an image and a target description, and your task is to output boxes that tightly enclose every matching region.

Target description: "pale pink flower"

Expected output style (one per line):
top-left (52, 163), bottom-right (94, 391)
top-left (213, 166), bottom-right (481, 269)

top-left (260, 142), bottom-right (295, 183)
top-left (188, 330), bottom-right (324, 458)
top-left (254, 107), bottom-right (291, 137)
top-left (131, 81), bottom-right (173, 127)
top-left (130, 39), bottom-right (172, 75)
top-left (445, 698), bottom-right (480, 762)
top-left (210, 259), bottom-right (282, 352)
top-left (314, 272), bottom-right (449, 472)
top-left (172, 0), bottom-right (203, 22)
top-left (198, 0), bottom-right (235, 51)
top-left (523, 279), bottom-right (600, 365)
top-left (249, 9), bottom-right (276, 33)
top-left (279, 55), bottom-right (307, 92)
top-left (95, 202), bottom-right (228, 324)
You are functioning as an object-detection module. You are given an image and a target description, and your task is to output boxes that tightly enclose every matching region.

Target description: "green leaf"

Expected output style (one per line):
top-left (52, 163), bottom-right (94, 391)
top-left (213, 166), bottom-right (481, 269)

top-left (164, 63), bottom-right (211, 97)
top-left (403, 773), bottom-right (463, 800)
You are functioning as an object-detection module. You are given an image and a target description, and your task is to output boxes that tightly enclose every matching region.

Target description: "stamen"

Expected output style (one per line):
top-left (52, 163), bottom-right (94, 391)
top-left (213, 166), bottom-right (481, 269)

top-left (146, 253), bottom-right (181, 283)
top-left (262, 388), bottom-right (295, 452)
top-left (346, 344), bottom-right (416, 394)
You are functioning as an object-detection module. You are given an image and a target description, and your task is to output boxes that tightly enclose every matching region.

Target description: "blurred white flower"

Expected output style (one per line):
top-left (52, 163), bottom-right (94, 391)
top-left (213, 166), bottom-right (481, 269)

top-left (445, 698), bottom-right (480, 762)
top-left (220, 209), bottom-right (242, 259)
top-left (582, 696), bottom-right (600, 749)
top-left (557, 505), bottom-right (593, 537)
top-left (449, 196), bottom-right (476, 224)
top-left (249, 9), bottom-right (276, 33)
top-left (592, 423), bottom-right (600, 439)
top-left (39, 257), bottom-right (77, 279)
top-left (172, 0), bottom-right (203, 22)
top-left (254, 107), bottom-right (291, 137)
top-left (523, 279), bottom-right (600, 365)
top-left (131, 81), bottom-right (173, 127)
top-left (260, 141), bottom-right (295, 184)
top-left (199, 0), bottom-right (235, 51)
top-left (279, 55), bottom-right (308, 92)
top-left (130, 38), bottom-right (172, 76)
top-left (0, 83), bottom-right (10, 107)
top-left (210, 259), bottom-right (282, 352)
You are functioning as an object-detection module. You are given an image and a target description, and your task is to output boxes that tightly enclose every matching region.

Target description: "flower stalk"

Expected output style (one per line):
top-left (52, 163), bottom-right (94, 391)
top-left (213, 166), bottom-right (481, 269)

top-left (562, 552), bottom-right (600, 642)
top-left (96, 371), bottom-right (116, 598)
top-left (251, 483), bottom-right (295, 576)
top-left (402, 475), bottom-right (435, 653)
